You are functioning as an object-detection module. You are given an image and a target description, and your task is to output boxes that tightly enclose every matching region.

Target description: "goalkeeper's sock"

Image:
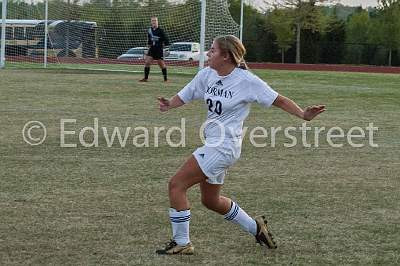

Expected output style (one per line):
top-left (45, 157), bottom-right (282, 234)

top-left (162, 68), bottom-right (167, 81)
top-left (169, 208), bottom-right (190, 246)
top-left (144, 67), bottom-right (150, 79)
top-left (224, 201), bottom-right (257, 236)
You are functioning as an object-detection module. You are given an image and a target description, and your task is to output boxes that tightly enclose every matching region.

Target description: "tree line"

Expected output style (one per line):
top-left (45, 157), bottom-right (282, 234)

top-left (230, 0), bottom-right (400, 66)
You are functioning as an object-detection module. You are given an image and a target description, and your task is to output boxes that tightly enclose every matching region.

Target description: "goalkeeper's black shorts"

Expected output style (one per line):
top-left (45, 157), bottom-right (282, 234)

top-left (148, 46), bottom-right (164, 60)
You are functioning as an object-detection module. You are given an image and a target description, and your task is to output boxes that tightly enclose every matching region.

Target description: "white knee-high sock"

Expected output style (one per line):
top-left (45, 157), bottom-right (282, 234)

top-left (224, 201), bottom-right (257, 236)
top-left (169, 208), bottom-right (191, 246)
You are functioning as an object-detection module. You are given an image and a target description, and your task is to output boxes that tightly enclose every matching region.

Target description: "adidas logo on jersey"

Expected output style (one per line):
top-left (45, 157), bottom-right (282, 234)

top-left (199, 153), bottom-right (205, 158)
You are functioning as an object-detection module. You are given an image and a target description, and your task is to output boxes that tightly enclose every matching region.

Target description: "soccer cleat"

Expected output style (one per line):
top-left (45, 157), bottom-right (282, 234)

top-left (156, 240), bottom-right (194, 255)
top-left (254, 216), bottom-right (277, 249)
top-left (139, 78), bottom-right (148, 82)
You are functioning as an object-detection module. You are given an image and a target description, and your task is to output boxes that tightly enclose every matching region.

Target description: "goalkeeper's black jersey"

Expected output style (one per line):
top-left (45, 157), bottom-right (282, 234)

top-left (147, 27), bottom-right (169, 48)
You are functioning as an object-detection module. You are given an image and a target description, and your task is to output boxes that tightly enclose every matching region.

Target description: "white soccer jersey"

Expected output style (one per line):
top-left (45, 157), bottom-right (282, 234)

top-left (178, 67), bottom-right (279, 142)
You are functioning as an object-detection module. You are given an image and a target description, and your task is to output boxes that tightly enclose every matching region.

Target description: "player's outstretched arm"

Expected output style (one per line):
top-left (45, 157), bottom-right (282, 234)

top-left (272, 95), bottom-right (325, 121)
top-left (158, 95), bottom-right (185, 112)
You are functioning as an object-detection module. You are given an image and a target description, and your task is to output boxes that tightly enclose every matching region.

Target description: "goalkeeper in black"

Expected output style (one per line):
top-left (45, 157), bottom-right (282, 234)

top-left (140, 16), bottom-right (170, 82)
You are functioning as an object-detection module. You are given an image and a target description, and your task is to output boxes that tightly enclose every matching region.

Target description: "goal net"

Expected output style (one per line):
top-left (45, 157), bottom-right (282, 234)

top-left (1, 0), bottom-right (239, 74)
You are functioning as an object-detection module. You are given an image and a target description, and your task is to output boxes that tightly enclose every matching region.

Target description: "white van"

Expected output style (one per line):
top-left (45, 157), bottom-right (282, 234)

top-left (165, 42), bottom-right (208, 62)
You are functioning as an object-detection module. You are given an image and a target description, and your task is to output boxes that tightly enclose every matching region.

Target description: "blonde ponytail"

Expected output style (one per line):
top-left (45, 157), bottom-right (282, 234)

top-left (238, 59), bottom-right (248, 70)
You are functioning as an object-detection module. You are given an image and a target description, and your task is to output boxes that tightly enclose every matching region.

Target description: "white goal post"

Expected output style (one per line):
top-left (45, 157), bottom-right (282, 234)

top-left (0, 0), bottom-right (7, 69)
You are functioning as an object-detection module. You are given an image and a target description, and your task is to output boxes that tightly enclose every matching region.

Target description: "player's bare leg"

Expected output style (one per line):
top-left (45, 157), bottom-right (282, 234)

top-left (199, 181), bottom-right (231, 214)
top-left (200, 179), bottom-right (277, 249)
top-left (157, 156), bottom-right (206, 255)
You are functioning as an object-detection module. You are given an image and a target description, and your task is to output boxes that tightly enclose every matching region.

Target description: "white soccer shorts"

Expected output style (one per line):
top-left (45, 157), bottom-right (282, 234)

top-left (193, 140), bottom-right (240, 184)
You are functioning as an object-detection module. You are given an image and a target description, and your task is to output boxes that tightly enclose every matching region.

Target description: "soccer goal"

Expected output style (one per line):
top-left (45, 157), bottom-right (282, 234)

top-left (0, 0), bottom-right (239, 74)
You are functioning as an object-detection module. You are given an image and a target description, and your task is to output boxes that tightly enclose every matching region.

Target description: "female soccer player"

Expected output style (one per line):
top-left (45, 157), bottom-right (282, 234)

top-left (140, 16), bottom-right (169, 82)
top-left (156, 35), bottom-right (325, 255)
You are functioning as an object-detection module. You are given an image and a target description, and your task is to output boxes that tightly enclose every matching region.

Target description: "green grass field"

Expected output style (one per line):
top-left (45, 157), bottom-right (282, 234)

top-left (1, 68), bottom-right (399, 265)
